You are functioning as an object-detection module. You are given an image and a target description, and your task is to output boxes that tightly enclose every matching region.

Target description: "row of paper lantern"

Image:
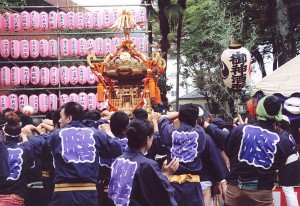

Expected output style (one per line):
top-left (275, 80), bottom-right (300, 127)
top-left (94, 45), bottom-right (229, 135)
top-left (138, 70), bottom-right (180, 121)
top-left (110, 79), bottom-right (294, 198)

top-left (0, 93), bottom-right (107, 113)
top-left (0, 8), bottom-right (147, 32)
top-left (0, 66), bottom-right (100, 86)
top-left (0, 36), bottom-right (147, 59)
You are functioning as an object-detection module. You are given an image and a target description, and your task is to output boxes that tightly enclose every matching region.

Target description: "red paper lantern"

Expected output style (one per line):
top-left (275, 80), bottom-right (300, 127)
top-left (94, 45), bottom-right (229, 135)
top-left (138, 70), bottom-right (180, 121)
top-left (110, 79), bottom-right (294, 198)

top-left (10, 40), bottom-right (20, 59)
top-left (39, 11), bottom-right (48, 31)
top-left (29, 94), bottom-right (39, 114)
top-left (49, 11), bottom-right (58, 30)
top-left (30, 66), bottom-right (40, 85)
top-left (20, 66), bottom-right (30, 85)
top-left (39, 93), bottom-right (48, 113)
top-left (11, 66), bottom-right (20, 86)
top-left (21, 11), bottom-right (31, 30)
top-left (20, 40), bottom-right (30, 58)
top-left (221, 44), bottom-right (251, 91)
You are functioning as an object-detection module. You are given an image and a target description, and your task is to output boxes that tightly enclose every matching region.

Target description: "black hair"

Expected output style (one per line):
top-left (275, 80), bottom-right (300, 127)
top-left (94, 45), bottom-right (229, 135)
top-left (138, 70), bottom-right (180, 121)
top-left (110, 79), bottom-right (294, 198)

top-left (2, 108), bottom-right (14, 115)
top-left (84, 110), bottom-right (101, 121)
top-left (110, 111), bottom-right (129, 137)
top-left (61, 102), bottom-right (84, 122)
top-left (126, 118), bottom-right (154, 150)
top-left (52, 108), bottom-right (61, 129)
top-left (4, 112), bottom-right (21, 141)
top-left (19, 113), bottom-right (33, 128)
top-left (132, 108), bottom-right (148, 120)
top-left (179, 104), bottom-right (199, 126)
top-left (264, 96), bottom-right (281, 116)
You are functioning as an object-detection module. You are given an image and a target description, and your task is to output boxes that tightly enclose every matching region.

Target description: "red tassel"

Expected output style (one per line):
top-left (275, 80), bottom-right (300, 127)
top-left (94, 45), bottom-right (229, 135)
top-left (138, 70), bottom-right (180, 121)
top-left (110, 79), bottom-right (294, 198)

top-left (149, 79), bottom-right (155, 99)
top-left (97, 83), bottom-right (104, 102)
top-left (155, 87), bottom-right (162, 104)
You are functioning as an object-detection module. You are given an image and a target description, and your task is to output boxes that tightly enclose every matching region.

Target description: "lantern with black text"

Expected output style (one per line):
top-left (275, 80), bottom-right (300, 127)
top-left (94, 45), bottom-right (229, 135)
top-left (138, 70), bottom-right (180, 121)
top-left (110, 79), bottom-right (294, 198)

top-left (220, 44), bottom-right (251, 91)
top-left (11, 66), bottom-right (20, 86)
top-left (21, 11), bottom-right (31, 30)
top-left (8, 94), bottom-right (18, 112)
top-left (29, 94), bottom-right (39, 114)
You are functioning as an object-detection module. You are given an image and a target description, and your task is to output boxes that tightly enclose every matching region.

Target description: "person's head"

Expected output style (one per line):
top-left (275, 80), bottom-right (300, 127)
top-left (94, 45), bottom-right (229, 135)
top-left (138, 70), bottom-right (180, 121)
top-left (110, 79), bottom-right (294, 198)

top-left (132, 108), bottom-right (148, 120)
top-left (53, 108), bottom-right (61, 129)
top-left (256, 95), bottom-right (282, 122)
top-left (126, 118), bottom-right (154, 150)
top-left (3, 112), bottom-right (21, 142)
top-left (59, 102), bottom-right (84, 128)
top-left (110, 111), bottom-right (129, 137)
top-left (19, 113), bottom-right (33, 128)
top-left (179, 103), bottom-right (199, 126)
top-left (84, 110), bottom-right (101, 121)
top-left (2, 108), bottom-right (14, 116)
top-left (197, 106), bottom-right (209, 126)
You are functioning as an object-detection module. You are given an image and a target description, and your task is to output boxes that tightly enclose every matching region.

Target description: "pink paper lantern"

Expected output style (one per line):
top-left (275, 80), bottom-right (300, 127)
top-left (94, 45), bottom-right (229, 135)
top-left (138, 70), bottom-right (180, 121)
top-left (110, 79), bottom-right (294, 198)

top-left (18, 94), bottom-right (29, 113)
top-left (3, 12), bottom-right (12, 31)
top-left (87, 93), bottom-right (96, 110)
top-left (87, 67), bottom-right (96, 85)
top-left (0, 66), bottom-right (10, 86)
top-left (87, 38), bottom-right (95, 54)
top-left (102, 9), bottom-right (112, 28)
top-left (49, 11), bottom-right (58, 30)
top-left (30, 66), bottom-right (40, 85)
top-left (49, 39), bottom-right (58, 58)
top-left (130, 9), bottom-right (137, 23)
top-left (78, 65), bottom-right (87, 85)
top-left (20, 40), bottom-right (30, 58)
top-left (21, 11), bottom-right (31, 30)
top-left (10, 40), bottom-right (20, 59)
top-left (39, 39), bottom-right (49, 58)
top-left (137, 7), bottom-right (147, 29)
top-left (39, 93), bottom-right (48, 113)
top-left (11, 66), bottom-right (20, 86)
top-left (20, 66), bottom-right (30, 85)
top-left (29, 39), bottom-right (39, 58)
top-left (78, 92), bottom-right (88, 110)
top-left (95, 37), bottom-right (104, 55)
top-left (93, 12), bottom-right (102, 30)
top-left (48, 93), bottom-right (58, 111)
top-left (138, 36), bottom-right (147, 53)
top-left (12, 13), bottom-right (21, 32)
top-left (0, 14), bottom-right (4, 30)
top-left (59, 94), bottom-right (69, 107)
top-left (39, 11), bottom-right (48, 31)
top-left (58, 11), bottom-right (67, 30)
top-left (60, 66), bottom-right (70, 85)
top-left (8, 94), bottom-right (18, 112)
top-left (131, 37), bottom-right (136, 46)
top-left (111, 37), bottom-right (120, 53)
top-left (75, 12), bottom-right (84, 30)
top-left (30, 11), bottom-right (40, 30)
top-left (69, 93), bottom-right (78, 102)
top-left (29, 94), bottom-right (39, 114)
top-left (104, 38), bottom-right (111, 54)
top-left (49, 66), bottom-right (59, 86)
top-left (40, 67), bottom-right (49, 86)
top-left (60, 38), bottom-right (70, 57)
top-left (69, 38), bottom-right (78, 57)
top-left (78, 38), bottom-right (87, 57)
top-left (85, 12), bottom-right (94, 30)
top-left (1, 39), bottom-right (10, 58)
top-left (67, 12), bottom-right (76, 30)
top-left (0, 96), bottom-right (8, 113)
top-left (112, 9), bottom-right (121, 23)
top-left (69, 66), bottom-right (78, 86)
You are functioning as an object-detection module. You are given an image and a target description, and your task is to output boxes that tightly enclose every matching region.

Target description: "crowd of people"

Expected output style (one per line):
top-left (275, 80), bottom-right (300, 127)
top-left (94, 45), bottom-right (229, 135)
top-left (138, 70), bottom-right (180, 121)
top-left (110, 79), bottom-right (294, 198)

top-left (0, 95), bottom-right (300, 206)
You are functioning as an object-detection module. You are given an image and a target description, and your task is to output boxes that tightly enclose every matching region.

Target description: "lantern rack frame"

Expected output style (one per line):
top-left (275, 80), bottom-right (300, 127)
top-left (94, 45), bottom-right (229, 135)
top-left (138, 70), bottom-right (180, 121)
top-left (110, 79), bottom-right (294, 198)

top-left (0, 3), bottom-right (151, 117)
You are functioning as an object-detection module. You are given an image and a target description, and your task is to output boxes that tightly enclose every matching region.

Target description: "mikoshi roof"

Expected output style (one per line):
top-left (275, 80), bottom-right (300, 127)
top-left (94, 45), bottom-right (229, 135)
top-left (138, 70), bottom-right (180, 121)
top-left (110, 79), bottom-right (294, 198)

top-left (251, 54), bottom-right (300, 97)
